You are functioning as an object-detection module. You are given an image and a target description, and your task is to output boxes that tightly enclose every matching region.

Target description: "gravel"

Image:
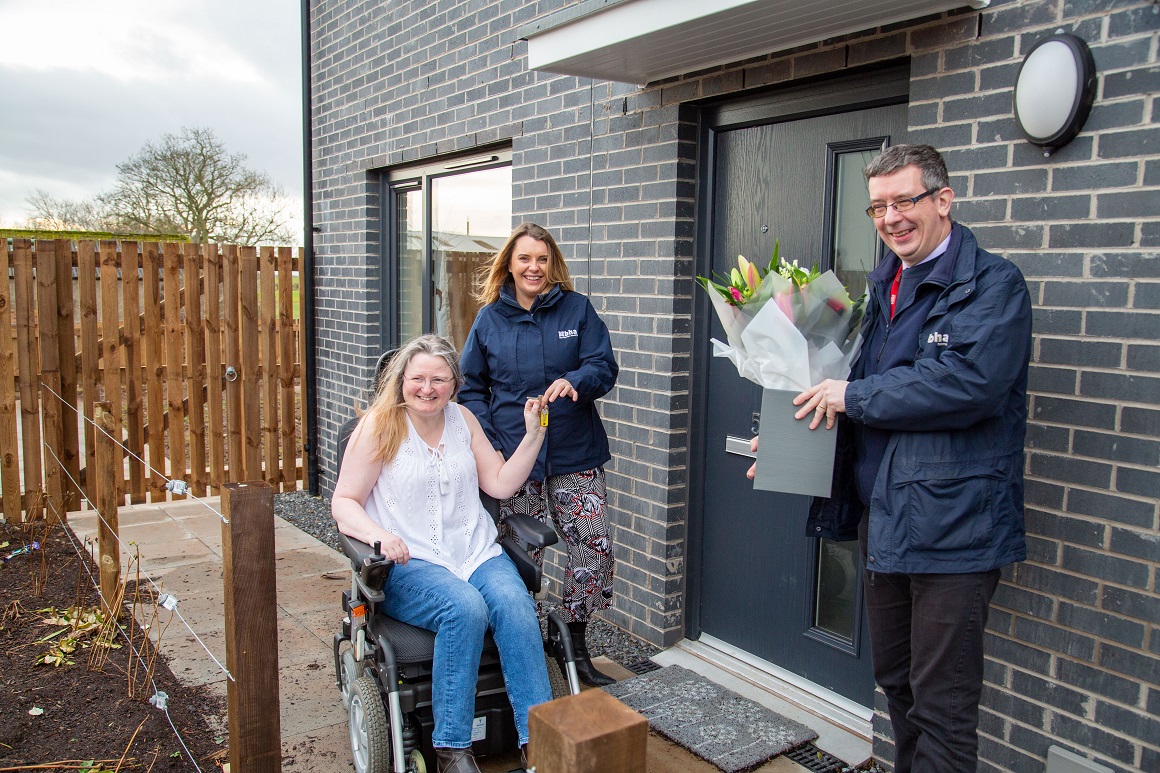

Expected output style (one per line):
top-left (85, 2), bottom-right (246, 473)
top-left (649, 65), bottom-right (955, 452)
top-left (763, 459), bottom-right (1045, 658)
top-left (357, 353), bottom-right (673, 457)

top-left (273, 490), bottom-right (661, 668)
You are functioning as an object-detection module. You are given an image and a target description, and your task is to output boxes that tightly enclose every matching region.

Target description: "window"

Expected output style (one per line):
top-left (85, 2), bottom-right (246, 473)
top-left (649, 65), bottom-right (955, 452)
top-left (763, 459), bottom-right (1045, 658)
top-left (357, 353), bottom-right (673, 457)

top-left (384, 151), bottom-right (513, 351)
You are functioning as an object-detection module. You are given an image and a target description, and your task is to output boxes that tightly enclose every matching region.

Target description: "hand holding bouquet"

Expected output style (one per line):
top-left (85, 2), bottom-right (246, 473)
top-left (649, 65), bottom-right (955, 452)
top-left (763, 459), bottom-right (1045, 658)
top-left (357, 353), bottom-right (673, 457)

top-left (698, 243), bottom-right (865, 392)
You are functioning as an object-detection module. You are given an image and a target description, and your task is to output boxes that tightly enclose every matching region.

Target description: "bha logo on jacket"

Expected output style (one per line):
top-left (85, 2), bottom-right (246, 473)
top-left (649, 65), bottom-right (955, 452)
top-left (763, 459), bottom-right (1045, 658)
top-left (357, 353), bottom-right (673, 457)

top-left (927, 331), bottom-right (949, 346)
top-left (558, 329), bottom-right (578, 339)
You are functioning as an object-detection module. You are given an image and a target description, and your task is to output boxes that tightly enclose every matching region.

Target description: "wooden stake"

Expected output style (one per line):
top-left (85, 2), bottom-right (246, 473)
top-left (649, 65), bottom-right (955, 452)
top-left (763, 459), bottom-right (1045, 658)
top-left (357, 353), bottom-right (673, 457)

top-left (94, 401), bottom-right (121, 618)
top-left (221, 481), bottom-right (282, 773)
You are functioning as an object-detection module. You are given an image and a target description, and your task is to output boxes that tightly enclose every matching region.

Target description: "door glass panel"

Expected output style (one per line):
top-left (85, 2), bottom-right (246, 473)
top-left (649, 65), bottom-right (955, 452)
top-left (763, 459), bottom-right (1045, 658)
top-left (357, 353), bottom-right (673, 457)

top-left (396, 186), bottom-right (424, 344)
top-left (832, 150), bottom-right (880, 301)
top-left (814, 538), bottom-right (858, 643)
top-left (430, 166), bottom-right (512, 350)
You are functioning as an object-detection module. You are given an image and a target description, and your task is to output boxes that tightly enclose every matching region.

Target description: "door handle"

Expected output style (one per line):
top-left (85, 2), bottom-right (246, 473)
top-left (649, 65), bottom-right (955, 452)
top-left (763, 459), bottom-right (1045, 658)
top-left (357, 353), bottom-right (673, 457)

top-left (724, 435), bottom-right (756, 459)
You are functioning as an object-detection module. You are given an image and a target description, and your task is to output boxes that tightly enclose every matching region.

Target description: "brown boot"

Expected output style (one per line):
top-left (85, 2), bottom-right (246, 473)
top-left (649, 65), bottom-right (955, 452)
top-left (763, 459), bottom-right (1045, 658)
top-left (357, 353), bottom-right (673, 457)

top-left (435, 747), bottom-right (481, 773)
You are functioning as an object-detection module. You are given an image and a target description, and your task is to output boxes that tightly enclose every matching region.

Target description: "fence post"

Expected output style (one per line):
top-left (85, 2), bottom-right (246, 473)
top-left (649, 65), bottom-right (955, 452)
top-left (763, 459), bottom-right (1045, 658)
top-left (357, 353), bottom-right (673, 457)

top-left (37, 239), bottom-right (65, 521)
top-left (94, 402), bottom-right (121, 618)
top-left (221, 481), bottom-right (282, 773)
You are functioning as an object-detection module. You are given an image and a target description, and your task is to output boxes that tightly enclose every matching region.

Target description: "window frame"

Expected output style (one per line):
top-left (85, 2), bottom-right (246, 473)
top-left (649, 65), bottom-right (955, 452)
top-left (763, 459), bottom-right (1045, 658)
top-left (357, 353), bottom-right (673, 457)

top-left (381, 148), bottom-right (513, 350)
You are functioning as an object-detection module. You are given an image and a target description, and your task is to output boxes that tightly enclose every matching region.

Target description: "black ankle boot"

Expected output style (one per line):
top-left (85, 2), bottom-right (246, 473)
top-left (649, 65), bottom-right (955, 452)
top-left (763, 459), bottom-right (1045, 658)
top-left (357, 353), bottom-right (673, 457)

top-left (435, 747), bottom-right (481, 773)
top-left (567, 621), bottom-right (616, 687)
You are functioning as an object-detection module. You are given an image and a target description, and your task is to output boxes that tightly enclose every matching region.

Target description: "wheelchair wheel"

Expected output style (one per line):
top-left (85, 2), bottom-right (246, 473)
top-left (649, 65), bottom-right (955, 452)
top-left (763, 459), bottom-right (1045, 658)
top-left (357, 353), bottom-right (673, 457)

top-left (408, 748), bottom-right (428, 773)
top-left (348, 674), bottom-right (391, 773)
top-left (546, 652), bottom-right (571, 699)
top-left (339, 648), bottom-right (360, 709)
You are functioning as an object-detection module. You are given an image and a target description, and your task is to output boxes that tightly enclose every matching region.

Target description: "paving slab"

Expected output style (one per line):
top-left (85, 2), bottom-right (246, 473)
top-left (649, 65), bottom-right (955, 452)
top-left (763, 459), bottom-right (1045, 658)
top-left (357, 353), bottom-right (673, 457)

top-left (70, 497), bottom-right (840, 773)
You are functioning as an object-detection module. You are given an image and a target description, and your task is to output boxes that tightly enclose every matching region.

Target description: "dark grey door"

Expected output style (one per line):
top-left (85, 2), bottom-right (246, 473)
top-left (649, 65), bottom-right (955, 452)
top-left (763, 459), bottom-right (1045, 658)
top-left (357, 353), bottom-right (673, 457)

top-left (696, 103), bottom-right (908, 707)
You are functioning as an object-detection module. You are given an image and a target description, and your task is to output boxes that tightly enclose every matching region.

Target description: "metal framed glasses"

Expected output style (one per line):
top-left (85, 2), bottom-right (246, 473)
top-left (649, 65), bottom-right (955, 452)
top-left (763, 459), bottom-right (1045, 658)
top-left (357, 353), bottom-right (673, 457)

top-left (865, 188), bottom-right (941, 219)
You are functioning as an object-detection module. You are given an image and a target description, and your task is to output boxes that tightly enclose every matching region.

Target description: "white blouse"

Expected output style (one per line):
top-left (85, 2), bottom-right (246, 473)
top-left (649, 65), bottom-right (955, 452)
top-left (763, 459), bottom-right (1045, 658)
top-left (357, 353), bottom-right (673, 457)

top-left (363, 403), bottom-right (502, 580)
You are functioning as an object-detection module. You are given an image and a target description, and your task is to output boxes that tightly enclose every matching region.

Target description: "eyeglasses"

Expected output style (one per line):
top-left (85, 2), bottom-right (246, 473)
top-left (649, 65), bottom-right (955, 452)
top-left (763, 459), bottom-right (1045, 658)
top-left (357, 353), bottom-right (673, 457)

top-left (406, 376), bottom-right (453, 388)
top-left (865, 188), bottom-right (941, 219)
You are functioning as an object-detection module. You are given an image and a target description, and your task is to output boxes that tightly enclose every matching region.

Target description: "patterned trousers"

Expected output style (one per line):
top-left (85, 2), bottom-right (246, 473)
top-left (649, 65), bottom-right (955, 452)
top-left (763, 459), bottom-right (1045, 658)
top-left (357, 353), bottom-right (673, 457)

top-left (497, 467), bottom-right (614, 623)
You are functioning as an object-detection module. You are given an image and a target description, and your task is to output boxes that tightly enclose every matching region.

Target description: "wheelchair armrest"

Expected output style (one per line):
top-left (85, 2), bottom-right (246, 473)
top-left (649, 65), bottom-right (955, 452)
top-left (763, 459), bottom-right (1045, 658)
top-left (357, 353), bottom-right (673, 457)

top-left (339, 533), bottom-right (393, 601)
top-left (501, 535), bottom-right (543, 594)
top-left (504, 512), bottom-right (558, 549)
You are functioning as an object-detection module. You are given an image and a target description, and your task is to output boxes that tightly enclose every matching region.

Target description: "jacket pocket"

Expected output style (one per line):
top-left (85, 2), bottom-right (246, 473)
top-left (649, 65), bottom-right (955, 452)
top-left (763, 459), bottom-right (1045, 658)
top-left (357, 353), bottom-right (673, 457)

top-left (892, 464), bottom-right (1000, 552)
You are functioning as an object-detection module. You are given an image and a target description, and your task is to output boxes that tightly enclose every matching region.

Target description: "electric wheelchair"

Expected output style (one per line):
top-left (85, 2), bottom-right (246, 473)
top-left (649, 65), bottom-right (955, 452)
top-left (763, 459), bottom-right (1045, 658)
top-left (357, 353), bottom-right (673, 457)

top-left (332, 351), bottom-right (582, 773)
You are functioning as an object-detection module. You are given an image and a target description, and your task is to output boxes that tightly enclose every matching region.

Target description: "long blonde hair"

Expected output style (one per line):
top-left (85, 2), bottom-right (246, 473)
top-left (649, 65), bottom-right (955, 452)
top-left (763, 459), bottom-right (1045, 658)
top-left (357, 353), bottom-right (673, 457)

top-left (475, 222), bottom-right (574, 306)
top-left (357, 335), bottom-right (463, 463)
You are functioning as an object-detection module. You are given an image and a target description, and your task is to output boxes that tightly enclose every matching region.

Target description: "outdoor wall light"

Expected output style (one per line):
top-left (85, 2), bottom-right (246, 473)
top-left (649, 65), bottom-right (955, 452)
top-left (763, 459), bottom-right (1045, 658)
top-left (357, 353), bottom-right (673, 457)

top-left (1013, 31), bottom-right (1097, 157)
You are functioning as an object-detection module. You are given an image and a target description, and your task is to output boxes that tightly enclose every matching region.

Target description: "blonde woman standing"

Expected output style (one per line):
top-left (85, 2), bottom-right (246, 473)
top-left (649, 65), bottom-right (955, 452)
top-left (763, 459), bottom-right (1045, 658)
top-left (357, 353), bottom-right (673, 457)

top-left (460, 223), bottom-right (620, 687)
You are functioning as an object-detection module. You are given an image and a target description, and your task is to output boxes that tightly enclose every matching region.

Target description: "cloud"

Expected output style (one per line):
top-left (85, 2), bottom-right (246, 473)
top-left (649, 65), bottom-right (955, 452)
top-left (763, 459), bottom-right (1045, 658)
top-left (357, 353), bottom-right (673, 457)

top-left (0, 0), bottom-right (303, 231)
top-left (0, 0), bottom-right (266, 86)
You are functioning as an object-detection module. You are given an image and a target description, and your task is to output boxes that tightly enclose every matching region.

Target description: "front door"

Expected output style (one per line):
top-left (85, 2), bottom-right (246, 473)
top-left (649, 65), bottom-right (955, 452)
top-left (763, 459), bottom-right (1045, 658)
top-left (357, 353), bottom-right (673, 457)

top-left (692, 97), bottom-right (908, 707)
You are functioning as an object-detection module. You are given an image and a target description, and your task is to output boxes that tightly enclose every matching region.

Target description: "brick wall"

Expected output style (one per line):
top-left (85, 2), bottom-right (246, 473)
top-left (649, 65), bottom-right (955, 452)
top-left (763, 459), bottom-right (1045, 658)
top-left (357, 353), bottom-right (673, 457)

top-left (309, 0), bottom-right (1158, 769)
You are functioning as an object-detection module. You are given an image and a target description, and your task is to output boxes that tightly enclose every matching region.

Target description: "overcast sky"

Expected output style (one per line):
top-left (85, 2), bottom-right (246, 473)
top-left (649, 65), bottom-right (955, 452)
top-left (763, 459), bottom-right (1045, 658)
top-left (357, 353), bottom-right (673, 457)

top-left (0, 0), bottom-right (304, 237)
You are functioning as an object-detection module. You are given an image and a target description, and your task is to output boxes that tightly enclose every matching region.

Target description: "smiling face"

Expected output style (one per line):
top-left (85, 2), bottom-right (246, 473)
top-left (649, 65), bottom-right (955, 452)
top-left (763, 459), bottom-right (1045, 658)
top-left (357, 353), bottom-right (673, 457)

top-left (401, 352), bottom-right (456, 419)
top-left (508, 235), bottom-right (552, 308)
top-left (868, 164), bottom-right (954, 267)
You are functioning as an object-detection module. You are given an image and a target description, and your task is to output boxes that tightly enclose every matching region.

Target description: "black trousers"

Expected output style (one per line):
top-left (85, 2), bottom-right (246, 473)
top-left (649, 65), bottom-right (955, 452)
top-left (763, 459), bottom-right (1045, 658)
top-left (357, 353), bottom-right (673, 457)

top-left (863, 562), bottom-right (1000, 772)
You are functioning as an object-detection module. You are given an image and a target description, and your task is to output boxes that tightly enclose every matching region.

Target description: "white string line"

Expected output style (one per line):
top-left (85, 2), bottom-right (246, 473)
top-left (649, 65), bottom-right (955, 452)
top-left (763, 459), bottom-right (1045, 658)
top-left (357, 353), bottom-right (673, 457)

top-left (37, 379), bottom-right (229, 525)
top-left (42, 442), bottom-right (235, 683)
top-left (46, 498), bottom-right (209, 773)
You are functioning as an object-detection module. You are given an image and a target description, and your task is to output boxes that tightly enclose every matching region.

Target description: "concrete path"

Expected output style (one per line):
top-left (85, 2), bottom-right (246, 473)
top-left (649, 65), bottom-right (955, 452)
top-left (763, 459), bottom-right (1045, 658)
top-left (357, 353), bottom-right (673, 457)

top-left (70, 497), bottom-right (864, 772)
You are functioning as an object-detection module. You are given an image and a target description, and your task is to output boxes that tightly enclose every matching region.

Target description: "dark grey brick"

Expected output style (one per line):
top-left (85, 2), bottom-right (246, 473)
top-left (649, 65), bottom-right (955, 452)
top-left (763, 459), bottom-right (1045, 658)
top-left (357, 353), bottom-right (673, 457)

top-left (1011, 195), bottom-right (1092, 221)
top-left (1067, 488), bottom-right (1157, 529)
top-left (1049, 222), bottom-right (1136, 249)
top-left (1099, 127), bottom-right (1160, 159)
top-left (1086, 311), bottom-right (1160, 340)
top-left (1032, 396), bottom-right (1116, 429)
top-left (1028, 365), bottom-right (1076, 394)
top-left (1102, 584), bottom-right (1160, 625)
top-left (1026, 506), bottom-right (1105, 547)
top-left (1062, 545), bottom-right (1151, 589)
top-left (1013, 616), bottom-right (1096, 660)
top-left (973, 168), bottom-right (1049, 196)
top-left (1135, 282), bottom-right (1160, 310)
top-left (1084, 99), bottom-right (1147, 133)
top-left (1098, 190), bottom-right (1160, 219)
top-left (1079, 371), bottom-right (1160, 404)
top-left (1024, 478), bottom-right (1065, 509)
top-left (1126, 344), bottom-right (1160, 372)
top-left (1014, 563), bottom-right (1099, 607)
top-left (1051, 161), bottom-right (1140, 192)
top-left (1025, 423), bottom-right (1070, 452)
top-left (1089, 252), bottom-right (1160, 279)
top-left (969, 223), bottom-right (1044, 249)
top-left (1038, 338), bottom-right (1122, 368)
top-left (1012, 669), bottom-right (1089, 715)
top-left (1055, 658), bottom-right (1141, 707)
top-left (1058, 602), bottom-right (1146, 649)
top-left (943, 91), bottom-right (1014, 122)
top-left (1042, 281), bottom-right (1129, 307)
top-left (1032, 308), bottom-right (1083, 335)
top-left (1121, 406), bottom-right (1160, 436)
top-left (1050, 713), bottom-right (1139, 765)
top-left (1073, 429), bottom-right (1160, 466)
top-left (1115, 466), bottom-right (1159, 501)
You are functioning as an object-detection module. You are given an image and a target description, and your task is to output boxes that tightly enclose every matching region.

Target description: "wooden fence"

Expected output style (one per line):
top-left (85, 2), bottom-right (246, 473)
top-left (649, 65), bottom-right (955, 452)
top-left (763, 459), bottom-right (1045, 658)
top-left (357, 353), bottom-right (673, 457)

top-left (1, 238), bottom-right (307, 523)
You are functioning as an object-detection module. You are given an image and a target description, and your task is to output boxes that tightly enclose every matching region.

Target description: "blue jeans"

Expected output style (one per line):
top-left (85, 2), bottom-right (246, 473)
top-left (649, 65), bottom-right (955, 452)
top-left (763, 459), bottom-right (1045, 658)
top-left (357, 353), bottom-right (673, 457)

top-left (380, 553), bottom-right (552, 748)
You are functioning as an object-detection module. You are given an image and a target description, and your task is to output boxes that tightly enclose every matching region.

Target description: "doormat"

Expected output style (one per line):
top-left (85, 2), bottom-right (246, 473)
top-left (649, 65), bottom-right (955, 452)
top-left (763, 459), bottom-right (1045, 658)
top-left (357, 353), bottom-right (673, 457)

top-left (603, 664), bottom-right (818, 773)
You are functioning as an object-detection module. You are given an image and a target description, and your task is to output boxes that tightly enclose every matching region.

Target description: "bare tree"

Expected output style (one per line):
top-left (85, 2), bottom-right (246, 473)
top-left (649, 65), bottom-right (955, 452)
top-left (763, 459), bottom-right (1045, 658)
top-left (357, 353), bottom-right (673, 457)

top-left (23, 189), bottom-right (116, 232)
top-left (98, 127), bottom-right (294, 245)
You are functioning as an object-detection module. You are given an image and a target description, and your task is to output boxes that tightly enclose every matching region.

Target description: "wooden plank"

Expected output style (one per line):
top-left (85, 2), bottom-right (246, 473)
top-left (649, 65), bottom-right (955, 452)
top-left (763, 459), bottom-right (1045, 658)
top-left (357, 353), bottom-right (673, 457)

top-left (259, 246), bottom-right (278, 487)
top-left (77, 240), bottom-right (100, 509)
top-left (142, 243), bottom-right (166, 501)
top-left (36, 239), bottom-right (65, 521)
top-left (276, 246), bottom-right (296, 492)
top-left (0, 241), bottom-right (22, 522)
top-left (221, 481), bottom-right (282, 773)
top-left (121, 241), bottom-right (145, 504)
top-left (184, 243), bottom-right (207, 496)
top-left (223, 244), bottom-right (243, 481)
top-left (94, 402), bottom-right (121, 618)
top-left (528, 688), bottom-right (649, 773)
top-left (14, 239), bottom-right (42, 521)
top-left (204, 244), bottom-right (226, 491)
top-left (239, 247), bottom-right (262, 482)
top-left (55, 240), bottom-right (81, 513)
top-left (296, 248), bottom-right (307, 488)
top-left (162, 242), bottom-right (186, 497)
top-left (99, 240), bottom-right (123, 507)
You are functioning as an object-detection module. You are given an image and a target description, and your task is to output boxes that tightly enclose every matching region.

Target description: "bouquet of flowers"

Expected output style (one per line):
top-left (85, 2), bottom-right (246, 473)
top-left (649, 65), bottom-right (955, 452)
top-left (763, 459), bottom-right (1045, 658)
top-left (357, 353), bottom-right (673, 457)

top-left (698, 243), bottom-right (865, 393)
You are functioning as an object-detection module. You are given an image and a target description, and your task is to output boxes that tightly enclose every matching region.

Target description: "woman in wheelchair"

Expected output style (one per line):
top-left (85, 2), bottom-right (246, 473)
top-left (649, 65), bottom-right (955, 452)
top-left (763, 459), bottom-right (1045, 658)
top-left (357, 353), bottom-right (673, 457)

top-left (332, 335), bottom-right (553, 773)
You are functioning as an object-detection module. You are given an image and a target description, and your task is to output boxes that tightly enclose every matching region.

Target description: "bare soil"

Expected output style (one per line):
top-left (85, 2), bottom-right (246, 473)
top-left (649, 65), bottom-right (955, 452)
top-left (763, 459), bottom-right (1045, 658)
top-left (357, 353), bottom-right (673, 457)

top-left (0, 517), bottom-right (225, 771)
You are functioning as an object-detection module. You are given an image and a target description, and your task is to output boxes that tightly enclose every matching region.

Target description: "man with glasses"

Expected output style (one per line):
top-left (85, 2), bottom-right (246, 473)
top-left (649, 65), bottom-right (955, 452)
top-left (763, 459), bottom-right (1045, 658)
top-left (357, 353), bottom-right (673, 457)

top-left (770, 144), bottom-right (1032, 771)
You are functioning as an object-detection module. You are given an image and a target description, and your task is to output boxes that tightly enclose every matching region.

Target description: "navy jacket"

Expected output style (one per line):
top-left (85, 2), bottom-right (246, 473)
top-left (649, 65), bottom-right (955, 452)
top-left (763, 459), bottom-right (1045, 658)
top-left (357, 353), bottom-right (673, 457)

top-left (808, 223), bottom-right (1032, 574)
top-left (460, 284), bottom-right (618, 480)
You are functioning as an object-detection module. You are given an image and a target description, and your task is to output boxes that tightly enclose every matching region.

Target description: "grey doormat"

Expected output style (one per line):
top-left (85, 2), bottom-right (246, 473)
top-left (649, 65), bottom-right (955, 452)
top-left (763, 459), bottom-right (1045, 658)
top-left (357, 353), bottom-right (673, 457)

top-left (603, 664), bottom-right (818, 773)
